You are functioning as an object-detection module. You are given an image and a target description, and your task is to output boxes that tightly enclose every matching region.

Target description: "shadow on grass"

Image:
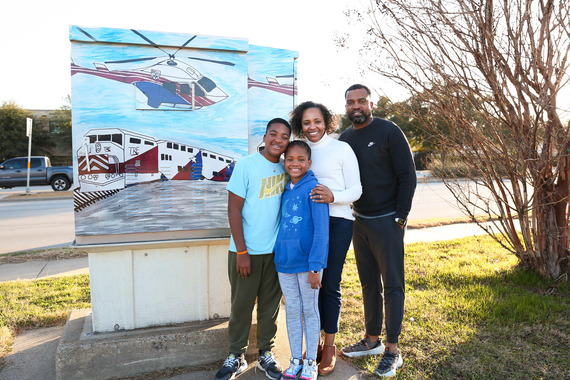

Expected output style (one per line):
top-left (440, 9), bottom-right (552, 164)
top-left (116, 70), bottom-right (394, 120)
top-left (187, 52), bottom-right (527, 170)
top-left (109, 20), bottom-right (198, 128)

top-left (339, 237), bottom-right (570, 379)
top-left (404, 267), bottom-right (569, 379)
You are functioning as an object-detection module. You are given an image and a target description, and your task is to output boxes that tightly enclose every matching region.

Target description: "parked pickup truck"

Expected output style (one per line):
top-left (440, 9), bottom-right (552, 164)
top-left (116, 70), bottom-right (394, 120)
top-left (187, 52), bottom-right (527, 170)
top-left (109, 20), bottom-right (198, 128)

top-left (0, 156), bottom-right (73, 191)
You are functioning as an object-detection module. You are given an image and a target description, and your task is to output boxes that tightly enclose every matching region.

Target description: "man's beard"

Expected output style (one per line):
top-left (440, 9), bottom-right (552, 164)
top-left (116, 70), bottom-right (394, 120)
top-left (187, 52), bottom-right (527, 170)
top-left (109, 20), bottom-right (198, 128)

top-left (347, 109), bottom-right (371, 125)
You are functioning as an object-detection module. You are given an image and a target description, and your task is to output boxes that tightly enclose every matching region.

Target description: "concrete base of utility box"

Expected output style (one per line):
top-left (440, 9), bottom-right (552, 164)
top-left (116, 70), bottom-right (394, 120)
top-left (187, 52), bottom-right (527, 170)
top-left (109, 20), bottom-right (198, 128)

top-left (55, 309), bottom-right (257, 380)
top-left (81, 237), bottom-right (231, 333)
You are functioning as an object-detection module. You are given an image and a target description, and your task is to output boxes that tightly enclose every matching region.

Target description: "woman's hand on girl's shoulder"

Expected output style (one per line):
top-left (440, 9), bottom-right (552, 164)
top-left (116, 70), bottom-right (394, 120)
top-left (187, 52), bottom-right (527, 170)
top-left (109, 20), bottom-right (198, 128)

top-left (310, 184), bottom-right (334, 204)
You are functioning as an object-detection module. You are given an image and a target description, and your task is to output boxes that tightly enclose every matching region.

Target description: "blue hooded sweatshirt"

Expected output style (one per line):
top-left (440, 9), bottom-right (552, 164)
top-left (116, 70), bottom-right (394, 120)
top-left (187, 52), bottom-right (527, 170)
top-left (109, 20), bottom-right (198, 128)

top-left (274, 170), bottom-right (329, 274)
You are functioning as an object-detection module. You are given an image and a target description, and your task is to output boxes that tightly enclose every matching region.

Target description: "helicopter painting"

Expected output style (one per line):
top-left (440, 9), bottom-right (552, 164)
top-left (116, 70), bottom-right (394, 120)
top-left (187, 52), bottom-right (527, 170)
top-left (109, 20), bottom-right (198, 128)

top-left (71, 28), bottom-right (232, 110)
top-left (248, 75), bottom-right (297, 97)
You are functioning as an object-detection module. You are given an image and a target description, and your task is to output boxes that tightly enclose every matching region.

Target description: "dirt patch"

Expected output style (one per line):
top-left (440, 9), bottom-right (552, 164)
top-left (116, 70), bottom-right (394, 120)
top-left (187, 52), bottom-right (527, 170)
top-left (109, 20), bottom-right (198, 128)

top-left (0, 248), bottom-right (87, 265)
top-left (2, 191), bottom-right (73, 200)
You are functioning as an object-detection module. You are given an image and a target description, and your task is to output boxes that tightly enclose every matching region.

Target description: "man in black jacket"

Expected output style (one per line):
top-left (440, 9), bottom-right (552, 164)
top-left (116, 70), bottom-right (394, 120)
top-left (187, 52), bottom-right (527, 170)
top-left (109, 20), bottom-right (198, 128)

top-left (339, 84), bottom-right (416, 378)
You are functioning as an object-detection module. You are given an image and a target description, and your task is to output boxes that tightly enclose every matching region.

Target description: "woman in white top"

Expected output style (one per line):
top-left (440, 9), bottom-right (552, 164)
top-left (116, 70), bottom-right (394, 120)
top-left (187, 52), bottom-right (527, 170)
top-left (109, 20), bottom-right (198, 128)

top-left (289, 101), bottom-right (362, 376)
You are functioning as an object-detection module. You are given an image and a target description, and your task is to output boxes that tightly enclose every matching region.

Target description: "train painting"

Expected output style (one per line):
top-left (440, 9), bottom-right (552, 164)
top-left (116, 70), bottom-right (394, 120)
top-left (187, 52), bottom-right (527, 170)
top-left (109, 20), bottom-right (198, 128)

top-left (77, 128), bottom-right (235, 192)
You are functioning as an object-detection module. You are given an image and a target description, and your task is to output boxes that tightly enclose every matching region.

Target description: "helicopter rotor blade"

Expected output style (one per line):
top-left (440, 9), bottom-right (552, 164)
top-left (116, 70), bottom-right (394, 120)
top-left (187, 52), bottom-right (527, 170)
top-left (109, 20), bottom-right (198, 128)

top-left (179, 35), bottom-right (197, 49)
top-left (104, 57), bottom-right (159, 64)
top-left (171, 35), bottom-right (197, 57)
top-left (76, 27), bottom-right (98, 42)
top-left (131, 29), bottom-right (171, 57)
top-left (187, 57), bottom-right (235, 66)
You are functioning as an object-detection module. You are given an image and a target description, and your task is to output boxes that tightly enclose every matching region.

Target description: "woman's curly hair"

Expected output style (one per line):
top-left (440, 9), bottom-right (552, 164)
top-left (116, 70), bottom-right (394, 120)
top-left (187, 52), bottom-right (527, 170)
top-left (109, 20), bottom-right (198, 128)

top-left (289, 101), bottom-right (336, 139)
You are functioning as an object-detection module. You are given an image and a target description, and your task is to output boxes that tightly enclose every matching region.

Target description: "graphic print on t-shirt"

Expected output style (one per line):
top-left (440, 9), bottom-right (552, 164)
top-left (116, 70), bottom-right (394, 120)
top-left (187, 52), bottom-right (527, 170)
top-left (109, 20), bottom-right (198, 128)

top-left (258, 172), bottom-right (288, 199)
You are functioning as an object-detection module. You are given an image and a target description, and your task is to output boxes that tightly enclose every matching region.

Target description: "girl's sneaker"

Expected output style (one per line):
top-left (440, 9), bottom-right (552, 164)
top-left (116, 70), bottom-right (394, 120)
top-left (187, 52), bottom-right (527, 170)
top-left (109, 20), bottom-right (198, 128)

top-left (299, 359), bottom-right (318, 380)
top-left (282, 358), bottom-right (303, 380)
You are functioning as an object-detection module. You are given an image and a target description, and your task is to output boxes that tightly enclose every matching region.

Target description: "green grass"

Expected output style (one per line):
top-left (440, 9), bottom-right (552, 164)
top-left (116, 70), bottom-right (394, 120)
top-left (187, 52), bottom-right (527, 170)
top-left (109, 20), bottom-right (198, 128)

top-left (0, 275), bottom-right (90, 354)
top-left (337, 235), bottom-right (570, 379)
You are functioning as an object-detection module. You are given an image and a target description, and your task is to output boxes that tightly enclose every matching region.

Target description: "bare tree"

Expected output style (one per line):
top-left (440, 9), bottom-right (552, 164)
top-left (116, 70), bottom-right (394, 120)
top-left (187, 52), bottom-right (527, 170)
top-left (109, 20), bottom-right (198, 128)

top-left (344, 0), bottom-right (570, 278)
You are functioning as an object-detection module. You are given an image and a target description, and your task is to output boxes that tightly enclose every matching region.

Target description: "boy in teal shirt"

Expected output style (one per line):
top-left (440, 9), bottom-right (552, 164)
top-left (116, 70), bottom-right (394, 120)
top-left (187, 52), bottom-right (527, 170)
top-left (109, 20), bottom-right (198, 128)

top-left (215, 118), bottom-right (291, 380)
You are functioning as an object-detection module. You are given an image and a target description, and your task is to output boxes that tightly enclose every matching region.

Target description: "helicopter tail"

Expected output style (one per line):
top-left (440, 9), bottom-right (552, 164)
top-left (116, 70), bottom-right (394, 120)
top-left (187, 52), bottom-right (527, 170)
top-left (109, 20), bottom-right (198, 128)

top-left (94, 63), bottom-right (110, 71)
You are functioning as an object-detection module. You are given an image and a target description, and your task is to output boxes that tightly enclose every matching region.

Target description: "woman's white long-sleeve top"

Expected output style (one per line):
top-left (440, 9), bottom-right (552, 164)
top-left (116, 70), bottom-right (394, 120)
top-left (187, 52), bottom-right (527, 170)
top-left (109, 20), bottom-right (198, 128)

top-left (307, 133), bottom-right (362, 221)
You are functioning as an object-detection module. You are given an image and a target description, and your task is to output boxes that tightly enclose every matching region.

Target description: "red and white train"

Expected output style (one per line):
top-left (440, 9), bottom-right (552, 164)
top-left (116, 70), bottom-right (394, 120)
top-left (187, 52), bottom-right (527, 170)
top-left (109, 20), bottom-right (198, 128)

top-left (77, 128), bottom-right (235, 192)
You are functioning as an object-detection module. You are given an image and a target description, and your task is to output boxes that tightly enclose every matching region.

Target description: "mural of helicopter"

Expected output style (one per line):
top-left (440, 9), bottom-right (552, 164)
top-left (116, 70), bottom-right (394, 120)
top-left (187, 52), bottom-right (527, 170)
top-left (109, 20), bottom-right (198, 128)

top-left (71, 28), bottom-right (233, 110)
top-left (248, 74), bottom-right (297, 97)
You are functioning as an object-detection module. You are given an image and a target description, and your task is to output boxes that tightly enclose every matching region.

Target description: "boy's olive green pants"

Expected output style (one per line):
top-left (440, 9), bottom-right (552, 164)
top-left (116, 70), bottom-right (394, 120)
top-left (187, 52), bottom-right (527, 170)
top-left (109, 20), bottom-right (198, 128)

top-left (227, 251), bottom-right (282, 354)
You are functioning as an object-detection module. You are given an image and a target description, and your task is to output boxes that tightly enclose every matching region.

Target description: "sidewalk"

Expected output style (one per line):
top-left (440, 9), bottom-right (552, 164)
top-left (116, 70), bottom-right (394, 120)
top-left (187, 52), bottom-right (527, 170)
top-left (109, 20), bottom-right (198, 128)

top-left (0, 257), bottom-right (89, 282)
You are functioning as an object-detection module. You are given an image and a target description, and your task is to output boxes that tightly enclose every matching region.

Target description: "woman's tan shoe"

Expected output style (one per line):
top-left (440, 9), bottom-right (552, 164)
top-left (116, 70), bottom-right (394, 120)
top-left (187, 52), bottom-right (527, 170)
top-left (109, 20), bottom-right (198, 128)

top-left (318, 344), bottom-right (337, 376)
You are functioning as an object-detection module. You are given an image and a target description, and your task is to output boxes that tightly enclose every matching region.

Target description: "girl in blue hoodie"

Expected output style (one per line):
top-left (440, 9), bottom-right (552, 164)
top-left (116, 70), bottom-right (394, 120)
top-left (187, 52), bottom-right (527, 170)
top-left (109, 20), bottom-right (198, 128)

top-left (274, 140), bottom-right (329, 380)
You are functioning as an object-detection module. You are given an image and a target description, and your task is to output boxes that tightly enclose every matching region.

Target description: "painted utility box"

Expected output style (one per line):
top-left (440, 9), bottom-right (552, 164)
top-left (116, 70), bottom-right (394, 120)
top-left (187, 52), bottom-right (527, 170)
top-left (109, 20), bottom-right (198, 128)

top-left (70, 25), bottom-right (297, 245)
top-left (70, 26), bottom-right (297, 332)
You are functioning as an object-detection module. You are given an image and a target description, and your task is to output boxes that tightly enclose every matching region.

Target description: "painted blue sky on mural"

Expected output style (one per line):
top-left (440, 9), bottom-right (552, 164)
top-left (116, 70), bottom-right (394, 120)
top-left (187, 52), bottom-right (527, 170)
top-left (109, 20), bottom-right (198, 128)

top-left (70, 26), bottom-right (252, 159)
top-left (70, 26), bottom-right (298, 159)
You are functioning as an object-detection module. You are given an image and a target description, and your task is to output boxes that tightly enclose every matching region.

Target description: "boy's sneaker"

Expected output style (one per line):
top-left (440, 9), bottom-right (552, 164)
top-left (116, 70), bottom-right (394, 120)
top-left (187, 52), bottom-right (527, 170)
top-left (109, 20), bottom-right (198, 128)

top-left (341, 335), bottom-right (385, 357)
top-left (282, 357), bottom-right (303, 380)
top-left (215, 353), bottom-right (247, 380)
top-left (373, 348), bottom-right (403, 377)
top-left (256, 350), bottom-right (283, 380)
top-left (299, 359), bottom-right (318, 380)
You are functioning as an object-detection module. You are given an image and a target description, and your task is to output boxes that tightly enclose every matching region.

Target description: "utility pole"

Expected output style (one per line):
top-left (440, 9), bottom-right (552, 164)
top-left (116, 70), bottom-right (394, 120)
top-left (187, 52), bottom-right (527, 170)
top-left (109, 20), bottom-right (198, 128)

top-left (26, 117), bottom-right (32, 194)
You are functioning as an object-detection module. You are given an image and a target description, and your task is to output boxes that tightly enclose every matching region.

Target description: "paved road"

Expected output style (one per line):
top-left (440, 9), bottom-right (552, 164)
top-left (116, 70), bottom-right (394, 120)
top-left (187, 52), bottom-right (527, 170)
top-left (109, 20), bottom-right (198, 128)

top-left (0, 197), bottom-right (75, 254)
top-left (409, 180), bottom-right (463, 221)
top-left (0, 180), bottom-right (472, 254)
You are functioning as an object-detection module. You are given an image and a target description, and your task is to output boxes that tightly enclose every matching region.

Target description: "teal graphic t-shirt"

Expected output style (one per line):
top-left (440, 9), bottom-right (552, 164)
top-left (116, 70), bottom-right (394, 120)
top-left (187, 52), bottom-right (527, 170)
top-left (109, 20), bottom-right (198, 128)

top-left (227, 152), bottom-right (288, 255)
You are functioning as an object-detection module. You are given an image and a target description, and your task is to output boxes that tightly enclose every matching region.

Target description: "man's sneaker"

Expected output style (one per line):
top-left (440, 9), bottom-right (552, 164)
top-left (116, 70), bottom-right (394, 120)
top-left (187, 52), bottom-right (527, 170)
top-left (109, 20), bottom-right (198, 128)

top-left (373, 348), bottom-right (403, 377)
top-left (299, 359), bottom-right (318, 380)
top-left (282, 357), bottom-right (303, 380)
top-left (341, 335), bottom-right (385, 357)
top-left (214, 353), bottom-right (247, 380)
top-left (256, 350), bottom-right (283, 380)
